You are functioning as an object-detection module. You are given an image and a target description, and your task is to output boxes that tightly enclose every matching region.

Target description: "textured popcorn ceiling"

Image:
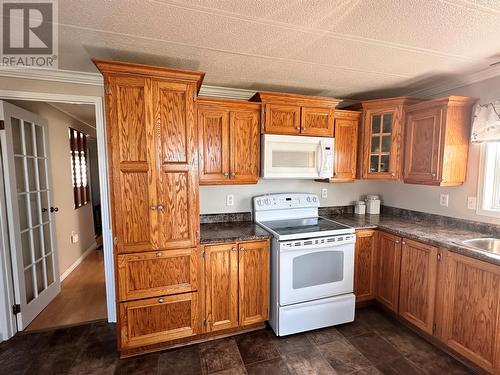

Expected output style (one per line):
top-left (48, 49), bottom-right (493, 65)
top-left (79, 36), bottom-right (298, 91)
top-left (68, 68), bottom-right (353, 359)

top-left (57, 0), bottom-right (500, 99)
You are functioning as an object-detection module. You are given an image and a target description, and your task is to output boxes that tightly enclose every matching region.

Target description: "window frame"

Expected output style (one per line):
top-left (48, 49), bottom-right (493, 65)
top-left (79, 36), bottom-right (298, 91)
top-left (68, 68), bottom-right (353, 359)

top-left (69, 127), bottom-right (90, 209)
top-left (477, 142), bottom-right (500, 217)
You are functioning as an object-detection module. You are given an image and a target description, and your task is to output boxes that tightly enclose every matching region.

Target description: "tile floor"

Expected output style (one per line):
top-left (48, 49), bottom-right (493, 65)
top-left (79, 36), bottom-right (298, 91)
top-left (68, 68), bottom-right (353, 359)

top-left (0, 307), bottom-right (473, 375)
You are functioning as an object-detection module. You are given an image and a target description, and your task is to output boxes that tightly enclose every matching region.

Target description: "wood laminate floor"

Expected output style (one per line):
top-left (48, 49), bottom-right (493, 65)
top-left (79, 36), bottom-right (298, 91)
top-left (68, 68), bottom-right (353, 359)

top-left (25, 249), bottom-right (107, 332)
top-left (1, 306), bottom-right (473, 375)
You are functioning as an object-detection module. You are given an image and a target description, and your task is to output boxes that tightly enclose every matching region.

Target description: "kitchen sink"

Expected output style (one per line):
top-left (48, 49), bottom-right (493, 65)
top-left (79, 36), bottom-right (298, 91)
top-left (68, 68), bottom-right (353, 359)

top-left (460, 238), bottom-right (500, 255)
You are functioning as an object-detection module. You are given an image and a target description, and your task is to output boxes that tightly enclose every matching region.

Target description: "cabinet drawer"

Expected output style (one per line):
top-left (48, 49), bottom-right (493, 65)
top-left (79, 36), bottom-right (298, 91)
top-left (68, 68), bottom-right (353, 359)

top-left (117, 248), bottom-right (200, 301)
top-left (119, 292), bottom-right (200, 349)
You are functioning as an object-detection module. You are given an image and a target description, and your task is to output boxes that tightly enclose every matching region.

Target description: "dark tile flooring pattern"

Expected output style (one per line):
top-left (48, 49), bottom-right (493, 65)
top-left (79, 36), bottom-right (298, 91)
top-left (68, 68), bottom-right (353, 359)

top-left (0, 307), bottom-right (473, 375)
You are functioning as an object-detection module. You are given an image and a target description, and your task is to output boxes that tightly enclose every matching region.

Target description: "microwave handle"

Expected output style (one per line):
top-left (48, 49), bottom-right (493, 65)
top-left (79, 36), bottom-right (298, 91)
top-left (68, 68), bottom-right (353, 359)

top-left (317, 143), bottom-right (324, 175)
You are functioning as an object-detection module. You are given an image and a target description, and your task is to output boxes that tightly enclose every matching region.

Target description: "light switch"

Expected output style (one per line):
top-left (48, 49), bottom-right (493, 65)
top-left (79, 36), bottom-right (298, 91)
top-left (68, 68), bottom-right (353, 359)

top-left (440, 194), bottom-right (449, 207)
top-left (226, 194), bottom-right (234, 206)
top-left (71, 231), bottom-right (79, 244)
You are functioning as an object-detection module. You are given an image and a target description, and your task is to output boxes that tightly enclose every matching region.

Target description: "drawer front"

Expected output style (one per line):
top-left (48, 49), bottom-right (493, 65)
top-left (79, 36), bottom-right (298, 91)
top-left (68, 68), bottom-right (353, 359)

top-left (119, 292), bottom-right (200, 349)
top-left (118, 248), bottom-right (200, 301)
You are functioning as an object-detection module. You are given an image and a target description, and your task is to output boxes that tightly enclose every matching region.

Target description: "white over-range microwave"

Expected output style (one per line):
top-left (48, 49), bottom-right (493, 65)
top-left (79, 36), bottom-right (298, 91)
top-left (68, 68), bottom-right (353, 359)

top-left (261, 134), bottom-right (334, 179)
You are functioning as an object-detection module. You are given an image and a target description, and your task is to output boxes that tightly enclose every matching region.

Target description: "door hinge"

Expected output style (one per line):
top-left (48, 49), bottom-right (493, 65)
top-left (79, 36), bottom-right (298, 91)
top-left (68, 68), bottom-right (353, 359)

top-left (12, 304), bottom-right (20, 315)
top-left (203, 319), bottom-right (207, 326)
top-left (437, 253), bottom-right (442, 262)
top-left (202, 251), bottom-right (206, 259)
top-left (0, 120), bottom-right (4, 130)
top-left (432, 323), bottom-right (437, 334)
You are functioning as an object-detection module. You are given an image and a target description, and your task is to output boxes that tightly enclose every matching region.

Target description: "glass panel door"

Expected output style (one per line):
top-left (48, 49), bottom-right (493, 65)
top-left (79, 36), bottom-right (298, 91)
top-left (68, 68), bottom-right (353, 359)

top-left (1, 101), bottom-right (60, 330)
top-left (369, 113), bottom-right (393, 173)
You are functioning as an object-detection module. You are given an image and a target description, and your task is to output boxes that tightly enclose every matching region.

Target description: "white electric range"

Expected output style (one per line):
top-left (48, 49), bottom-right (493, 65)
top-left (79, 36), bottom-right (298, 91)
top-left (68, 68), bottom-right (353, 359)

top-left (253, 193), bottom-right (356, 336)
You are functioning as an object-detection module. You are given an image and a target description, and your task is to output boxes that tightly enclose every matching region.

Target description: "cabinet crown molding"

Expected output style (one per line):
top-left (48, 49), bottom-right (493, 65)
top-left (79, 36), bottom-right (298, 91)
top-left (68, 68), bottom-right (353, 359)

top-left (92, 58), bottom-right (205, 93)
top-left (250, 91), bottom-right (342, 108)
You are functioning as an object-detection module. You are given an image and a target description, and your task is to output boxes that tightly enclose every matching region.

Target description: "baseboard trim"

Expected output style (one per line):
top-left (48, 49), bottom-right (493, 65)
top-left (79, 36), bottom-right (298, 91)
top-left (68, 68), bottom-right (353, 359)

top-left (60, 242), bottom-right (97, 282)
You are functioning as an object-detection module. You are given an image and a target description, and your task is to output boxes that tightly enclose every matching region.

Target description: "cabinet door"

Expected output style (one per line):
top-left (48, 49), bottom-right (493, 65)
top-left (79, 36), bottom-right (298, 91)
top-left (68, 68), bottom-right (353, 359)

top-left (229, 109), bottom-right (260, 184)
top-left (198, 107), bottom-right (230, 184)
top-left (354, 230), bottom-right (377, 303)
top-left (439, 252), bottom-right (500, 374)
top-left (301, 107), bottom-right (334, 137)
top-left (399, 239), bottom-right (438, 334)
top-left (119, 292), bottom-right (200, 349)
top-left (333, 117), bottom-right (358, 181)
top-left (363, 110), bottom-right (401, 180)
top-left (106, 75), bottom-right (157, 253)
top-left (403, 106), bottom-right (443, 185)
top-left (153, 80), bottom-right (199, 249)
top-left (239, 240), bottom-right (269, 326)
top-left (117, 248), bottom-right (200, 301)
top-left (376, 232), bottom-right (402, 312)
top-left (265, 104), bottom-right (300, 135)
top-left (204, 243), bottom-right (239, 332)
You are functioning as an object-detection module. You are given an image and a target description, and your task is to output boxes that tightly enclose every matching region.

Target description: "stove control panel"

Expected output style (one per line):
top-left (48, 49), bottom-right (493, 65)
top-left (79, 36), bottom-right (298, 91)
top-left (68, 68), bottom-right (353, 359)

top-left (253, 193), bottom-right (320, 210)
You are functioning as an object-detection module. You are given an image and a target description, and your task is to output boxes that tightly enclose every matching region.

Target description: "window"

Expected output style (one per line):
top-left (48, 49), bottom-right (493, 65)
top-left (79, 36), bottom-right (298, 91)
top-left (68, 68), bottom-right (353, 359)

top-left (478, 142), bottom-right (500, 217)
top-left (69, 128), bottom-right (90, 208)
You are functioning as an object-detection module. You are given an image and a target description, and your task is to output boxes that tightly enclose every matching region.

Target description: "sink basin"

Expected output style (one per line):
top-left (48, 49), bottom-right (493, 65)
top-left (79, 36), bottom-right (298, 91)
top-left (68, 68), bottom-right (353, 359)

top-left (460, 238), bottom-right (500, 255)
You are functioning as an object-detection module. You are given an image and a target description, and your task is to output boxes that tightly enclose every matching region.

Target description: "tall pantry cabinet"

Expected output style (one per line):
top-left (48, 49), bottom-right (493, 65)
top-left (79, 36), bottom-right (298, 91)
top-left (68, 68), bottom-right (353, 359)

top-left (94, 60), bottom-right (205, 355)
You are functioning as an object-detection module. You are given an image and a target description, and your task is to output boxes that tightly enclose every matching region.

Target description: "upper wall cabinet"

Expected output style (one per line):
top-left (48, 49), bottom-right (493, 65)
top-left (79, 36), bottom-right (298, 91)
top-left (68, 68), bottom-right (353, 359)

top-left (348, 97), bottom-right (423, 180)
top-left (331, 110), bottom-right (360, 182)
top-left (250, 91), bottom-right (341, 137)
top-left (197, 98), bottom-right (261, 185)
top-left (403, 96), bottom-right (476, 186)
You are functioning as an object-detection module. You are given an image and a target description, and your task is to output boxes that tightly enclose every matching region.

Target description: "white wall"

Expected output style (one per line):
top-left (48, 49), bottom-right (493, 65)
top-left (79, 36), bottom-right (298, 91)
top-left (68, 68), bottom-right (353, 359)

top-left (9, 100), bottom-right (98, 275)
top-left (378, 76), bottom-right (500, 225)
top-left (200, 180), bottom-right (385, 213)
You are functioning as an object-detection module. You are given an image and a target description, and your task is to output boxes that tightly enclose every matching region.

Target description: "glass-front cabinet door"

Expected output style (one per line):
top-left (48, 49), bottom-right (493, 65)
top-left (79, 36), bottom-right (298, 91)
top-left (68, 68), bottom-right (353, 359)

top-left (369, 112), bottom-right (394, 175)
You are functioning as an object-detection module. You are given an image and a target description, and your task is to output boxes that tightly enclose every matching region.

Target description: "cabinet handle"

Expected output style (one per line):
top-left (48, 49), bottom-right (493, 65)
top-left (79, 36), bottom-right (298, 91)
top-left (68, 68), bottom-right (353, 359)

top-left (240, 247), bottom-right (245, 252)
top-left (431, 173), bottom-right (436, 177)
top-left (232, 247), bottom-right (237, 252)
top-left (157, 204), bottom-right (164, 211)
top-left (437, 253), bottom-right (442, 261)
top-left (223, 172), bottom-right (229, 177)
top-left (158, 298), bottom-right (164, 303)
top-left (391, 173), bottom-right (395, 177)
top-left (150, 206), bottom-right (157, 211)
top-left (230, 172), bottom-right (236, 177)
top-left (295, 126), bottom-right (300, 130)
top-left (396, 240), bottom-right (400, 244)
top-left (156, 252), bottom-right (162, 257)
top-left (402, 241), bottom-right (406, 245)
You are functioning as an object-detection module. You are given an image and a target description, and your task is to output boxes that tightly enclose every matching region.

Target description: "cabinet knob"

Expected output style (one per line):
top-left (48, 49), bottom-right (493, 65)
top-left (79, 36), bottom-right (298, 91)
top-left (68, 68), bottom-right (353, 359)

top-left (431, 173), bottom-right (436, 177)
top-left (295, 126), bottom-right (300, 130)
top-left (391, 173), bottom-right (395, 177)
top-left (402, 241), bottom-right (406, 245)
top-left (232, 247), bottom-right (236, 252)
top-left (223, 172), bottom-right (229, 177)
top-left (158, 298), bottom-right (164, 303)
top-left (156, 252), bottom-right (162, 257)
top-left (240, 247), bottom-right (245, 252)
top-left (230, 172), bottom-right (236, 177)
top-left (150, 205), bottom-right (157, 211)
top-left (157, 204), bottom-right (164, 211)
top-left (396, 240), bottom-right (400, 244)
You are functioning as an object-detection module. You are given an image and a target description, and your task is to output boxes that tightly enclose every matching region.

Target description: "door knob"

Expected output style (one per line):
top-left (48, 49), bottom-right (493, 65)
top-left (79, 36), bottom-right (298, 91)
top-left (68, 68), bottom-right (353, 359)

top-left (50, 207), bottom-right (58, 213)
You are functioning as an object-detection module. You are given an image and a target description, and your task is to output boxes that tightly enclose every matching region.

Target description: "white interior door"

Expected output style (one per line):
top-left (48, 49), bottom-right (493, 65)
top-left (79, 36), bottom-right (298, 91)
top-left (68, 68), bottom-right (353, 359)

top-left (0, 101), bottom-right (60, 330)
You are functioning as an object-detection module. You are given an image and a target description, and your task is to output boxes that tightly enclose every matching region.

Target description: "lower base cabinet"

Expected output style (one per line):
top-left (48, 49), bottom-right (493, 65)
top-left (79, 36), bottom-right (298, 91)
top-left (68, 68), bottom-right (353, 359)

top-left (437, 251), bottom-right (500, 374)
top-left (354, 229), bottom-right (377, 303)
top-left (119, 292), bottom-right (201, 349)
top-left (204, 240), bottom-right (270, 331)
top-left (368, 231), bottom-right (500, 374)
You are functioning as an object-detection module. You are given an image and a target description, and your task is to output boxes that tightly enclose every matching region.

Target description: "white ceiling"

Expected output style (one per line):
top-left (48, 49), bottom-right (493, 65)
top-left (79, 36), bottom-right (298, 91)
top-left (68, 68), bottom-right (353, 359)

top-left (46, 0), bottom-right (500, 98)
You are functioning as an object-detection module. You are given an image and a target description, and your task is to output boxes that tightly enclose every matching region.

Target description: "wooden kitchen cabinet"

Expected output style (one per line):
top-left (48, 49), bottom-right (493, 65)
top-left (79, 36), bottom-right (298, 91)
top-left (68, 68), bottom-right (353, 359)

top-left (238, 240), bottom-right (270, 326)
top-left (250, 91), bottom-right (341, 137)
top-left (197, 98), bottom-right (260, 185)
top-left (437, 251), bottom-right (500, 374)
top-left (348, 97), bottom-right (422, 180)
top-left (376, 231), bottom-right (402, 312)
top-left (331, 110), bottom-right (360, 182)
top-left (398, 239), bottom-right (438, 334)
top-left (94, 59), bottom-right (204, 355)
top-left (119, 292), bottom-right (201, 349)
top-left (354, 229), bottom-right (377, 304)
top-left (203, 240), bottom-right (269, 331)
top-left (403, 96), bottom-right (476, 186)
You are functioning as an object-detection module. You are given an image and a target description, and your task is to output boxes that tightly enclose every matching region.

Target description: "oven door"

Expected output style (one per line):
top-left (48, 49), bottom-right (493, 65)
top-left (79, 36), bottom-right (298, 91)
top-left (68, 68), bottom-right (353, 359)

top-left (279, 239), bottom-right (354, 306)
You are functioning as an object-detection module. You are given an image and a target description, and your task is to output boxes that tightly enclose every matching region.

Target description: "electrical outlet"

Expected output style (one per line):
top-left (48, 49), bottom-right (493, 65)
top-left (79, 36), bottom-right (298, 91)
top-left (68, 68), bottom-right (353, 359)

top-left (226, 194), bottom-right (234, 206)
top-left (321, 188), bottom-right (328, 199)
top-left (440, 194), bottom-right (449, 207)
top-left (467, 196), bottom-right (477, 210)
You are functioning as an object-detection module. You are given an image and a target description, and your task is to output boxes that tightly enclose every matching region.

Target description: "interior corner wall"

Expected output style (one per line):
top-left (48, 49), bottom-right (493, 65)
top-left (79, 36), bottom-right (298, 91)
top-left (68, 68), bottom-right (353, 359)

top-left (7, 100), bottom-right (98, 276)
top-left (377, 75), bottom-right (500, 225)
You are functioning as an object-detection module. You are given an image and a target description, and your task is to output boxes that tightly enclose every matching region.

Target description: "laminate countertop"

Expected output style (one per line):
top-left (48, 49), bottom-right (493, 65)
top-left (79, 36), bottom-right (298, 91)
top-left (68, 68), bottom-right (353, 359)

top-left (200, 221), bottom-right (272, 245)
top-left (325, 213), bottom-right (500, 267)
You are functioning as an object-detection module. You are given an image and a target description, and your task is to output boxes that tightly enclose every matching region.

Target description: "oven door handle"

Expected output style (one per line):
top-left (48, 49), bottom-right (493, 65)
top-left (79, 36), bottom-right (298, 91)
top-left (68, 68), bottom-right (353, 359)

top-left (280, 242), bottom-right (355, 253)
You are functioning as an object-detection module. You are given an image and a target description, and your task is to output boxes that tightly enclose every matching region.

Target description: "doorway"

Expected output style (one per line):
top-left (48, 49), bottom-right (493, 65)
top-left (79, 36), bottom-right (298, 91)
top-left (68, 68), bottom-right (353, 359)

top-left (0, 91), bottom-right (114, 340)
